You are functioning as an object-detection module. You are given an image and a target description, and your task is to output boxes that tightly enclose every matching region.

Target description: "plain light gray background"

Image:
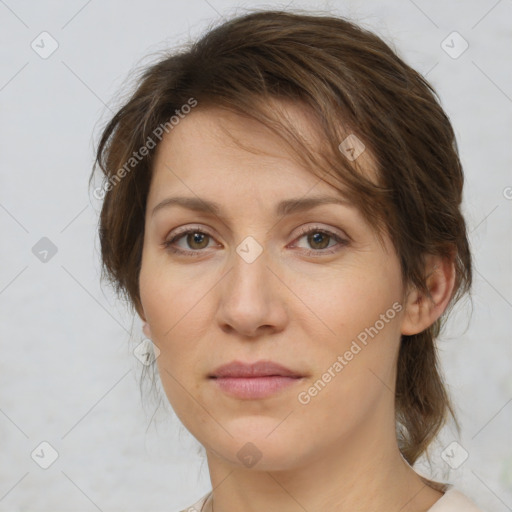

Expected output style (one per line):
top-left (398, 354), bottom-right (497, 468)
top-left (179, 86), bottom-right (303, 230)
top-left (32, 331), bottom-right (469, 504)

top-left (1, 0), bottom-right (511, 511)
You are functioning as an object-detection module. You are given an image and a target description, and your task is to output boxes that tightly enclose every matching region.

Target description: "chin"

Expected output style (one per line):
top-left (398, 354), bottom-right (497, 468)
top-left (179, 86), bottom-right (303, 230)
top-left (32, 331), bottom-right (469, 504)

top-left (202, 428), bottom-right (310, 472)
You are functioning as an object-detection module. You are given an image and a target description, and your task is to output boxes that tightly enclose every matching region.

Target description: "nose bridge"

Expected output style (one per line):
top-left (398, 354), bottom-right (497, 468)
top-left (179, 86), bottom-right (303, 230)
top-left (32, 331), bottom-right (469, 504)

top-left (227, 237), bottom-right (271, 312)
top-left (216, 235), bottom-right (287, 336)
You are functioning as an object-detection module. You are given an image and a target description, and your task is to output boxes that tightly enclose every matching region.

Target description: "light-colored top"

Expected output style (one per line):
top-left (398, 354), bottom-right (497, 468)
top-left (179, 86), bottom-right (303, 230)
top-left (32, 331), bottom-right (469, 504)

top-left (178, 485), bottom-right (485, 512)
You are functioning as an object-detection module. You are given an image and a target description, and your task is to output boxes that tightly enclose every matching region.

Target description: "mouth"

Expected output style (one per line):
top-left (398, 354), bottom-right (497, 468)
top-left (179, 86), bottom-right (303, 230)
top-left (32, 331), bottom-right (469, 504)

top-left (209, 359), bottom-right (304, 379)
top-left (208, 360), bottom-right (305, 399)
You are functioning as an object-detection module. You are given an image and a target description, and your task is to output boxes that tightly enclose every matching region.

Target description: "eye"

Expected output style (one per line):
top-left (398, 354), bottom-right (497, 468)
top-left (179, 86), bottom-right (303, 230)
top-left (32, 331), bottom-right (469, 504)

top-left (163, 224), bottom-right (349, 257)
top-left (290, 225), bottom-right (349, 256)
top-left (163, 227), bottom-right (218, 256)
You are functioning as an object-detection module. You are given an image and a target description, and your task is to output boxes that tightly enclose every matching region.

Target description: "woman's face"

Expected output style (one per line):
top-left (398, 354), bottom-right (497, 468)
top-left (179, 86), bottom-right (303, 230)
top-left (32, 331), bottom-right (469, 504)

top-left (139, 104), bottom-right (407, 470)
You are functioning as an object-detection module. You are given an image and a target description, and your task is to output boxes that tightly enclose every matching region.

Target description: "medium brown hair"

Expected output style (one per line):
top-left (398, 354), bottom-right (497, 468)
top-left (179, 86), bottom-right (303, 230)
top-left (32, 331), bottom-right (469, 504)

top-left (90, 9), bottom-right (472, 466)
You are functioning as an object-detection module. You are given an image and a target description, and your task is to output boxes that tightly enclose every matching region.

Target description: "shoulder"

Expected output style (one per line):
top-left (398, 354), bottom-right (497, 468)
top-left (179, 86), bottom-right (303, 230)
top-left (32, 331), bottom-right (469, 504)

top-left (177, 491), bottom-right (211, 512)
top-left (176, 487), bottom-right (485, 512)
top-left (428, 487), bottom-right (485, 511)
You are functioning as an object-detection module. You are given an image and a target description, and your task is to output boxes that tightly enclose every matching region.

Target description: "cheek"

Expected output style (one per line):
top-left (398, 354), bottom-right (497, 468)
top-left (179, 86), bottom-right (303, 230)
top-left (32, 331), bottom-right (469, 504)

top-left (293, 358), bottom-right (396, 452)
top-left (291, 258), bottom-right (402, 406)
top-left (293, 313), bottom-right (401, 447)
top-left (291, 256), bottom-right (403, 342)
top-left (138, 257), bottom-right (214, 401)
top-left (139, 253), bottom-right (211, 340)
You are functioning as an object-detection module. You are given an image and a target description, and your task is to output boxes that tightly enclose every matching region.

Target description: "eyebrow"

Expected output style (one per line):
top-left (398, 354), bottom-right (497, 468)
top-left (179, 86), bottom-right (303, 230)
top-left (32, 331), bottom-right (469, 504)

top-left (151, 195), bottom-right (352, 219)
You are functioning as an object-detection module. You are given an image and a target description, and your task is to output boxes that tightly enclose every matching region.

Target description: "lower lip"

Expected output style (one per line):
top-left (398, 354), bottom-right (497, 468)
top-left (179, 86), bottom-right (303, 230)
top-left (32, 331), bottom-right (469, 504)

top-left (210, 376), bottom-right (302, 399)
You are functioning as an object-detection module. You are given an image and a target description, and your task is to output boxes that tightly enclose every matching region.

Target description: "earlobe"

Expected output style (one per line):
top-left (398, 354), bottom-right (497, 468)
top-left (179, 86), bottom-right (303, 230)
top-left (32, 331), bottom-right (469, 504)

top-left (400, 254), bottom-right (456, 336)
top-left (138, 303), bottom-right (152, 339)
top-left (142, 321), bottom-right (152, 339)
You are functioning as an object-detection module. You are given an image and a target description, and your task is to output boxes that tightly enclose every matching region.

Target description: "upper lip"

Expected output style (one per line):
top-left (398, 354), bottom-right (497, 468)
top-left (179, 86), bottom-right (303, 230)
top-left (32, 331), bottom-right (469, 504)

top-left (209, 360), bottom-right (303, 378)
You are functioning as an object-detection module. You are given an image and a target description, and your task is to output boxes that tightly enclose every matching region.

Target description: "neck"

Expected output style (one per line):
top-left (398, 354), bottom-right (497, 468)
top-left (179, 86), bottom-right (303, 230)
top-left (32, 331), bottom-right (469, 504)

top-left (203, 412), bottom-right (442, 512)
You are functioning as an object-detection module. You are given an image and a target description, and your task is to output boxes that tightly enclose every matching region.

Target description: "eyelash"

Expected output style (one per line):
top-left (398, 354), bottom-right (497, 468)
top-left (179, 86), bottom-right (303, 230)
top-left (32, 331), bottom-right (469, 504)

top-left (163, 225), bottom-right (349, 258)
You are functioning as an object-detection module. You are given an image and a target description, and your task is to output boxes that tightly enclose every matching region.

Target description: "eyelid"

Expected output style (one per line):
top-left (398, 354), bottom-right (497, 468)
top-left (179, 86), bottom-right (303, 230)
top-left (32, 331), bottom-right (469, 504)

top-left (168, 224), bottom-right (214, 237)
top-left (291, 223), bottom-right (349, 242)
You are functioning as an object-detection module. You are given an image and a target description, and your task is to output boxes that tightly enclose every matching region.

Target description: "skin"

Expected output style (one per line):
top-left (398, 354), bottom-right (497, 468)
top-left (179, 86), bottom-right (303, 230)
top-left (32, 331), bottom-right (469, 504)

top-left (138, 103), bottom-right (456, 512)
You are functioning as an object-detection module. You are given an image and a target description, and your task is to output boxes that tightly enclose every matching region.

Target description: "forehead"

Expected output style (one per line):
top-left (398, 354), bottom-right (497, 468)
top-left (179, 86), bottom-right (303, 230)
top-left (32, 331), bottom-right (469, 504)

top-left (148, 106), bottom-right (320, 203)
top-left (153, 102), bottom-right (317, 171)
top-left (150, 100), bottom-right (376, 193)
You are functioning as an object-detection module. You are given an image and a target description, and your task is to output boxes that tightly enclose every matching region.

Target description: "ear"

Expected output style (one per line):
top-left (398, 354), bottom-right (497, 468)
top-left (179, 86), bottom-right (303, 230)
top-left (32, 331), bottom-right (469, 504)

top-left (400, 253), bottom-right (456, 336)
top-left (136, 301), bottom-right (153, 339)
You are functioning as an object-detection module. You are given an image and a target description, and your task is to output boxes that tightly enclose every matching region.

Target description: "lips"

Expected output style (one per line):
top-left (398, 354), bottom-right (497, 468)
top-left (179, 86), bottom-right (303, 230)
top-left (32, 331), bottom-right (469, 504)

top-left (209, 360), bottom-right (305, 399)
top-left (209, 360), bottom-right (303, 379)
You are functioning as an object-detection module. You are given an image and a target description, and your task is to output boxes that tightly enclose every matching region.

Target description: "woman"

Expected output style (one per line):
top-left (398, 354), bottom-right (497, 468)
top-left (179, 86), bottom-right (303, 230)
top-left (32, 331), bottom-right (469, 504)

top-left (91, 9), bottom-right (483, 512)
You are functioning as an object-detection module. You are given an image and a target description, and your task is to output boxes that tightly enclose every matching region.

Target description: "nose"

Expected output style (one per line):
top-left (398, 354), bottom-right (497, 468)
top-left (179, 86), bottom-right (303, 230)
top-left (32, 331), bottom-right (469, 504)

top-left (215, 248), bottom-right (289, 338)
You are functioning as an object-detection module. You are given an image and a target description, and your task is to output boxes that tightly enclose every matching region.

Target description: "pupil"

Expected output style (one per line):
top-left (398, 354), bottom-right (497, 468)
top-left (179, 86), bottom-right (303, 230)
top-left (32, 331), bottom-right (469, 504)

top-left (309, 232), bottom-right (329, 249)
top-left (188, 232), bottom-right (208, 249)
